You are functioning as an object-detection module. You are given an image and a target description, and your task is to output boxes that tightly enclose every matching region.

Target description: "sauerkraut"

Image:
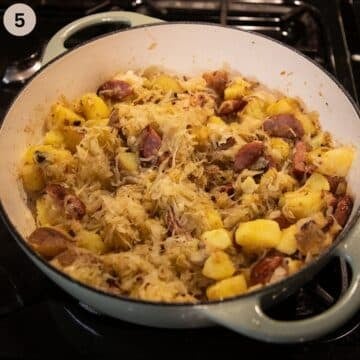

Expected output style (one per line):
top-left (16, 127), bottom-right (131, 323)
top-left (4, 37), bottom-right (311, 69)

top-left (21, 68), bottom-right (355, 303)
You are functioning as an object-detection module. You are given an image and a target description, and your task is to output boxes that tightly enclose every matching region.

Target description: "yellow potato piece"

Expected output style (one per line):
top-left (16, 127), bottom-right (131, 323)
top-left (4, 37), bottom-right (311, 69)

top-left (294, 111), bottom-right (317, 135)
top-left (50, 103), bottom-right (85, 128)
top-left (117, 152), bottom-right (139, 172)
top-left (276, 225), bottom-right (298, 255)
top-left (224, 78), bottom-right (251, 100)
top-left (242, 98), bottom-right (267, 119)
top-left (309, 147), bottom-right (355, 177)
top-left (303, 172), bottom-right (330, 192)
top-left (21, 163), bottom-right (45, 192)
top-left (80, 93), bottom-right (110, 120)
top-left (61, 127), bottom-right (84, 152)
top-left (287, 259), bottom-right (303, 275)
top-left (280, 190), bottom-right (325, 219)
top-left (268, 137), bottom-right (290, 162)
top-left (76, 230), bottom-right (105, 255)
top-left (266, 97), bottom-right (299, 116)
top-left (43, 130), bottom-right (65, 148)
top-left (235, 219), bottom-right (281, 252)
top-left (193, 126), bottom-right (209, 145)
top-left (202, 251), bottom-right (235, 280)
top-left (206, 274), bottom-right (248, 300)
top-left (201, 229), bottom-right (232, 250)
top-left (152, 74), bottom-right (182, 93)
top-left (207, 115), bottom-right (226, 126)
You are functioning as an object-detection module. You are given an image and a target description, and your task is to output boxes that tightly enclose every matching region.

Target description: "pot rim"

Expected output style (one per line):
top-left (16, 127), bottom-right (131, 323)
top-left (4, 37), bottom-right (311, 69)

top-left (1, 21), bottom-right (360, 308)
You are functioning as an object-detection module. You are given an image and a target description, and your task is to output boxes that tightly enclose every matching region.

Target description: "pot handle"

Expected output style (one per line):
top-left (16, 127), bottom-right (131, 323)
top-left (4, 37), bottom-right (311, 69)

top-left (42, 11), bottom-right (163, 65)
top-left (202, 222), bottom-right (360, 343)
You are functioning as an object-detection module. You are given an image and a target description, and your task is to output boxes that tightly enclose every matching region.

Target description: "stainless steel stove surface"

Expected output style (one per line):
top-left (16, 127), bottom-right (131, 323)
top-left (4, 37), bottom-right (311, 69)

top-left (1, 1), bottom-right (360, 358)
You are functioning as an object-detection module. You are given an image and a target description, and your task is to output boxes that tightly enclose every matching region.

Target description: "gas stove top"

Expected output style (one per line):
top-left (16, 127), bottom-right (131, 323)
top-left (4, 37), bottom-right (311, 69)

top-left (1, 1), bottom-right (360, 357)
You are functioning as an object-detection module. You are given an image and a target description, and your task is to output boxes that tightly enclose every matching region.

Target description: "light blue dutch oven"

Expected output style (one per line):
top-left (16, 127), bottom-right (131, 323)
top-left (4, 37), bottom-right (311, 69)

top-left (0, 11), bottom-right (360, 343)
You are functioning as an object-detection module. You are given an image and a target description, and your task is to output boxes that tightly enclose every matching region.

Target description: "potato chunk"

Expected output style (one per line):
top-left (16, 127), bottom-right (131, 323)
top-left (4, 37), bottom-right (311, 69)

top-left (43, 130), bottom-right (65, 148)
top-left (152, 74), bottom-right (182, 93)
top-left (294, 111), bottom-right (317, 135)
top-left (202, 251), bottom-right (235, 280)
top-left (266, 97), bottom-right (299, 116)
top-left (206, 274), bottom-right (247, 300)
top-left (280, 190), bottom-right (325, 219)
top-left (21, 163), bottom-right (45, 192)
top-left (287, 259), bottom-right (303, 275)
top-left (303, 172), bottom-right (330, 192)
top-left (117, 152), bottom-right (139, 172)
top-left (242, 98), bottom-right (267, 119)
top-left (309, 147), bottom-right (355, 177)
top-left (235, 219), bottom-right (281, 252)
top-left (207, 115), bottom-right (227, 126)
top-left (224, 78), bottom-right (251, 100)
top-left (201, 229), bottom-right (232, 250)
top-left (80, 93), bottom-right (110, 119)
top-left (76, 230), bottom-right (105, 255)
top-left (50, 103), bottom-right (85, 128)
top-left (268, 137), bottom-right (290, 162)
top-left (276, 225), bottom-right (298, 255)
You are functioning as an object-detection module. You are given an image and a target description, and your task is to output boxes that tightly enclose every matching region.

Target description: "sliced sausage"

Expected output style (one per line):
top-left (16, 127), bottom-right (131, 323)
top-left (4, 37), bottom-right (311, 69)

top-left (97, 80), bottom-right (132, 101)
top-left (139, 125), bottom-right (162, 159)
top-left (292, 141), bottom-right (314, 177)
top-left (234, 141), bottom-right (264, 172)
top-left (218, 99), bottom-right (247, 116)
top-left (326, 176), bottom-right (347, 195)
top-left (274, 214), bottom-right (293, 229)
top-left (334, 195), bottom-right (353, 227)
top-left (55, 249), bottom-right (77, 267)
top-left (217, 137), bottom-right (236, 150)
top-left (263, 114), bottom-right (304, 139)
top-left (45, 183), bottom-right (68, 202)
top-left (203, 70), bottom-right (228, 95)
top-left (64, 194), bottom-right (86, 220)
top-left (28, 227), bottom-right (71, 259)
top-left (250, 254), bottom-right (284, 285)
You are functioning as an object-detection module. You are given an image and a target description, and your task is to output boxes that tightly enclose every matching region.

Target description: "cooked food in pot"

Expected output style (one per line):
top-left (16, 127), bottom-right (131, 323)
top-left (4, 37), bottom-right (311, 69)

top-left (20, 68), bottom-right (355, 303)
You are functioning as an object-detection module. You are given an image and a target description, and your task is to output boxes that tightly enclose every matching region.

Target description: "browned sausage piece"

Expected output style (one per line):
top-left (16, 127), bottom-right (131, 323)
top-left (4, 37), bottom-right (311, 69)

top-left (263, 114), bottom-right (304, 139)
top-left (97, 80), bottom-right (132, 101)
top-left (139, 125), bottom-right (162, 159)
top-left (234, 141), bottom-right (264, 172)
top-left (55, 249), bottom-right (77, 267)
top-left (217, 137), bottom-right (236, 150)
top-left (218, 99), bottom-right (248, 116)
top-left (203, 70), bottom-right (228, 95)
top-left (45, 183), bottom-right (68, 202)
top-left (292, 141), bottom-right (314, 177)
top-left (273, 214), bottom-right (293, 229)
top-left (250, 254), bottom-right (284, 285)
top-left (64, 194), bottom-right (86, 220)
top-left (334, 195), bottom-right (353, 227)
top-left (28, 227), bottom-right (71, 259)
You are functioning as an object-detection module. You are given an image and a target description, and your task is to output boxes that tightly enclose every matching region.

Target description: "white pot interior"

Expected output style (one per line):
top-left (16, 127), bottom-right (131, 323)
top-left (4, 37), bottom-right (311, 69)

top-left (1, 23), bottom-right (359, 239)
